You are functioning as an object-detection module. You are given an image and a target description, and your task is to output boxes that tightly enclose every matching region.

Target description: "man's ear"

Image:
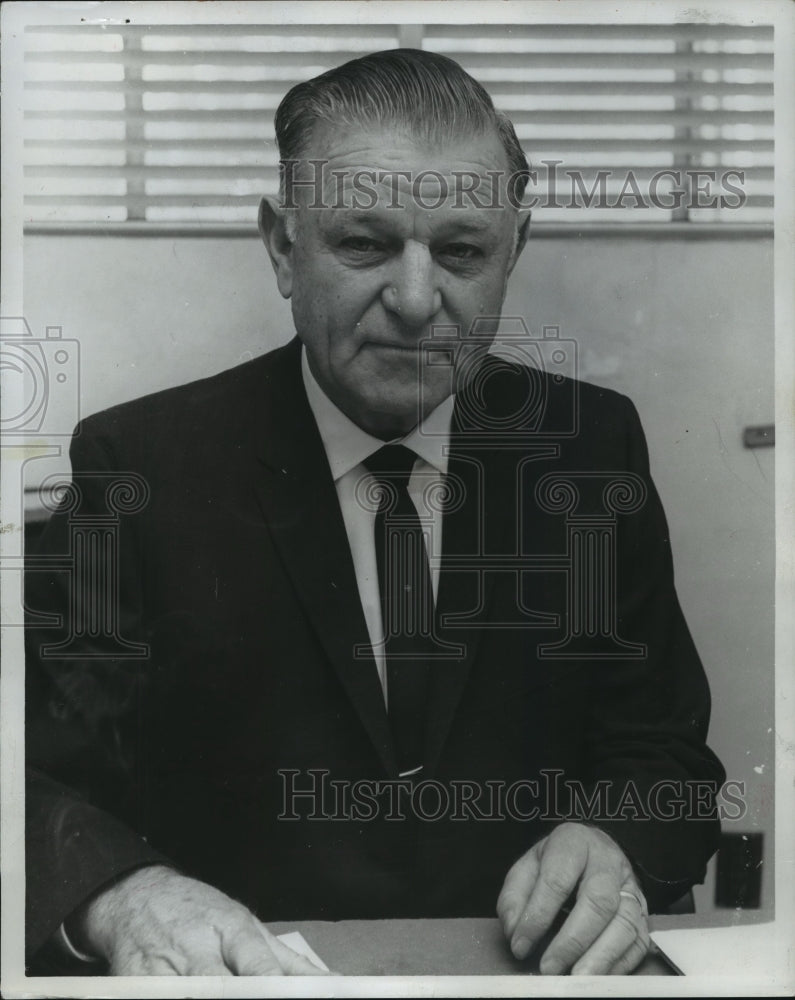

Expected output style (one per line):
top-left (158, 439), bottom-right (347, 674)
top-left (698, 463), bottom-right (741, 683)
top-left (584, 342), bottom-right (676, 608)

top-left (507, 208), bottom-right (531, 278)
top-left (258, 196), bottom-right (295, 299)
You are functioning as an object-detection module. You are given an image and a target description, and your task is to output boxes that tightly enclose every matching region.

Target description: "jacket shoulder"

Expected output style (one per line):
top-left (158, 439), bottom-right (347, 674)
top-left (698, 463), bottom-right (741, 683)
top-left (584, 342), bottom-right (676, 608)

top-left (75, 340), bottom-right (296, 443)
top-left (469, 356), bottom-right (637, 433)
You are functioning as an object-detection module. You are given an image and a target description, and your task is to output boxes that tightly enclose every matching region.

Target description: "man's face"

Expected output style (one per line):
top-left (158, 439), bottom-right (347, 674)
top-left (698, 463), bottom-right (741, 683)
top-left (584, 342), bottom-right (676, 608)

top-left (263, 122), bottom-right (528, 439)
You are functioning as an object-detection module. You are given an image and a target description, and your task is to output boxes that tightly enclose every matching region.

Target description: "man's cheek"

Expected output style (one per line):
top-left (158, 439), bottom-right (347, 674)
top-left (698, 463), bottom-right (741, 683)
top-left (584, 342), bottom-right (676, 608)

top-left (419, 363), bottom-right (455, 401)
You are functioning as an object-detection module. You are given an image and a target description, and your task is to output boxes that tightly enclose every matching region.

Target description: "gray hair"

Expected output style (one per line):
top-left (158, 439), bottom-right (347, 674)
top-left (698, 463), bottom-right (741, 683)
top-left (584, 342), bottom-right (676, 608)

top-left (274, 47), bottom-right (530, 219)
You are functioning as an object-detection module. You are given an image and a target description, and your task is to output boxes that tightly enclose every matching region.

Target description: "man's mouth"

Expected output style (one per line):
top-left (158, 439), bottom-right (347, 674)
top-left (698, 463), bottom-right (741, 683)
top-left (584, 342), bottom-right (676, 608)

top-left (364, 341), bottom-right (423, 354)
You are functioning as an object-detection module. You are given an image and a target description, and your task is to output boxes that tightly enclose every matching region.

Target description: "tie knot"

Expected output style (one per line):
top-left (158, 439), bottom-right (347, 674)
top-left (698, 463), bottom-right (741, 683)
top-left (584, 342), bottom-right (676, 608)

top-left (363, 444), bottom-right (417, 487)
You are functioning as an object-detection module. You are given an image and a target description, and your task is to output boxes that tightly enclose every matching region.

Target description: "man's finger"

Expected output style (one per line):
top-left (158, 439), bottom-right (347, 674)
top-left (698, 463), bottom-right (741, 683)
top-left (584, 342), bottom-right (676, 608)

top-left (565, 890), bottom-right (640, 975)
top-left (144, 957), bottom-right (183, 975)
top-left (183, 963), bottom-right (236, 977)
top-left (606, 924), bottom-right (651, 976)
top-left (537, 871), bottom-right (621, 974)
top-left (222, 925), bottom-right (284, 975)
top-left (114, 951), bottom-right (233, 976)
top-left (509, 835), bottom-right (585, 960)
top-left (496, 849), bottom-right (540, 937)
top-left (109, 956), bottom-right (152, 976)
top-left (258, 926), bottom-right (331, 975)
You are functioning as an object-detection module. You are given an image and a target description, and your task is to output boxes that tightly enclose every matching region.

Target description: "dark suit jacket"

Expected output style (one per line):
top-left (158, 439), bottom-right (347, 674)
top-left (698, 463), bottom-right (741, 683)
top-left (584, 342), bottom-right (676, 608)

top-left (25, 336), bottom-right (725, 967)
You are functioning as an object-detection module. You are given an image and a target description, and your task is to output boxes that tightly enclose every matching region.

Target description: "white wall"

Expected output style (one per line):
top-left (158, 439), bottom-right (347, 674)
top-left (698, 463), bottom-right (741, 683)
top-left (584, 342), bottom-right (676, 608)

top-left (22, 231), bottom-right (775, 914)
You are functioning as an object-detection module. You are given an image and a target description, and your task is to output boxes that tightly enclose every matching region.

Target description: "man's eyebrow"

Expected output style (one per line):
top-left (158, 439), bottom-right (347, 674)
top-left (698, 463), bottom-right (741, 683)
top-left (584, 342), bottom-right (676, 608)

top-left (437, 217), bottom-right (494, 236)
top-left (322, 209), bottom-right (501, 240)
top-left (324, 209), bottom-right (392, 229)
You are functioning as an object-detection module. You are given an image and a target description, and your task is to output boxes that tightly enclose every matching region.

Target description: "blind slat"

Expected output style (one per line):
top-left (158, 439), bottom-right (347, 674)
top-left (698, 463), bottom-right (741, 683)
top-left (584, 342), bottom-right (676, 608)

top-left (26, 23), bottom-right (401, 38)
top-left (446, 52), bottom-right (773, 71)
top-left (28, 194), bottom-right (265, 205)
top-left (25, 109), bottom-right (774, 129)
top-left (23, 164), bottom-right (775, 181)
top-left (27, 22), bottom-right (773, 41)
top-left (424, 23), bottom-right (773, 40)
top-left (25, 138), bottom-right (775, 155)
top-left (26, 193), bottom-right (775, 208)
top-left (25, 49), bottom-right (395, 66)
top-left (26, 165), bottom-right (281, 179)
top-left (25, 79), bottom-right (775, 98)
top-left (25, 49), bottom-right (775, 72)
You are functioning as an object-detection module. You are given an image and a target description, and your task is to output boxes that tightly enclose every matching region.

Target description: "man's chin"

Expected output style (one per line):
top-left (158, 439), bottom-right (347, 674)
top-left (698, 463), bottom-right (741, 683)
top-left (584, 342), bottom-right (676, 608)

top-left (359, 352), bottom-right (453, 398)
top-left (354, 399), bottom-right (423, 438)
top-left (343, 385), bottom-right (451, 439)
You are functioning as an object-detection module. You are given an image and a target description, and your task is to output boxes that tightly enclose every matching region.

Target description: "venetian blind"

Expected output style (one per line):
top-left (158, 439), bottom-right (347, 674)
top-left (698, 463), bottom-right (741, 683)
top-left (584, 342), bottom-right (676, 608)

top-left (23, 22), bottom-right (774, 228)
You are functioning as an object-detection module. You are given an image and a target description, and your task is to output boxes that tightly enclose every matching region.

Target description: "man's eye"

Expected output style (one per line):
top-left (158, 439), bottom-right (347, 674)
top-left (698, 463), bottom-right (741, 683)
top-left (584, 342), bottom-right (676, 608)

top-left (340, 237), bottom-right (384, 254)
top-left (440, 243), bottom-right (481, 261)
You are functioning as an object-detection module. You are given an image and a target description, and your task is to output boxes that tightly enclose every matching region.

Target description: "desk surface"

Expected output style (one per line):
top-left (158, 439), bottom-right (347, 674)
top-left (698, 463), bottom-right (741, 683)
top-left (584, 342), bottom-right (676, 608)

top-left (268, 917), bottom-right (680, 976)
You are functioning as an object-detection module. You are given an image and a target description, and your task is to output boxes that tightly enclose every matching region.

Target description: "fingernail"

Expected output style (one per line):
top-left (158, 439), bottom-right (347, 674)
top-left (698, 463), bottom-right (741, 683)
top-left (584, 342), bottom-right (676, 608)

top-left (503, 907), bottom-right (517, 929)
top-left (540, 957), bottom-right (563, 975)
top-left (512, 936), bottom-right (531, 960)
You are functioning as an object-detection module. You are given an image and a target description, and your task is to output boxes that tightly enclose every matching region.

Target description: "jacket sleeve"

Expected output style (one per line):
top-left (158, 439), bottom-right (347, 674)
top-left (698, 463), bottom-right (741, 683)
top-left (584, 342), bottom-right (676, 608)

top-left (577, 394), bottom-right (726, 911)
top-left (25, 417), bottom-right (170, 965)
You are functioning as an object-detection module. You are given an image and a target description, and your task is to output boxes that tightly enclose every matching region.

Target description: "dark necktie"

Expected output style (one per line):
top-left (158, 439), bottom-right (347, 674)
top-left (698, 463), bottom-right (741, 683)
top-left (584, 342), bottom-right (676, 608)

top-left (364, 444), bottom-right (433, 776)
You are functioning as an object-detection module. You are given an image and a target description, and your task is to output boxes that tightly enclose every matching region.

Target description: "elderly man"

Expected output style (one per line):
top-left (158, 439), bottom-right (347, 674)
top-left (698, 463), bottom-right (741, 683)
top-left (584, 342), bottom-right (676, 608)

top-left (25, 48), bottom-right (724, 976)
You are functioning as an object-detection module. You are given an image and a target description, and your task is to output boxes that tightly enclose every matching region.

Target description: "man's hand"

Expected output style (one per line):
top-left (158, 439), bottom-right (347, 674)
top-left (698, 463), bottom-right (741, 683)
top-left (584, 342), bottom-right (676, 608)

top-left (496, 823), bottom-right (650, 975)
top-left (70, 865), bottom-right (330, 975)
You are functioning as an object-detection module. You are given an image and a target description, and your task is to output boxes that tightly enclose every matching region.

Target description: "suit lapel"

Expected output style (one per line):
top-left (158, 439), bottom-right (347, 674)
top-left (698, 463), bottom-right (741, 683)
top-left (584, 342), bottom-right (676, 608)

top-left (250, 339), bottom-right (397, 777)
top-left (424, 436), bottom-right (486, 774)
top-left (424, 387), bottom-right (561, 776)
top-left (423, 392), bottom-right (526, 774)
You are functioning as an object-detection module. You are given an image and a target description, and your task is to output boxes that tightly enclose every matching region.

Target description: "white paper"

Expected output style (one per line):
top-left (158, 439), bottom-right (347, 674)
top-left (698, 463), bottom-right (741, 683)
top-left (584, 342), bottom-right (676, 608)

top-left (275, 931), bottom-right (330, 972)
top-left (651, 922), bottom-right (781, 979)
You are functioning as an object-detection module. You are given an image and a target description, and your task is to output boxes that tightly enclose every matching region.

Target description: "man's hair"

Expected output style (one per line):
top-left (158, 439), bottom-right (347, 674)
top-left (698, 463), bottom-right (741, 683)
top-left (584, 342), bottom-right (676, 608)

top-left (274, 47), bottom-right (530, 199)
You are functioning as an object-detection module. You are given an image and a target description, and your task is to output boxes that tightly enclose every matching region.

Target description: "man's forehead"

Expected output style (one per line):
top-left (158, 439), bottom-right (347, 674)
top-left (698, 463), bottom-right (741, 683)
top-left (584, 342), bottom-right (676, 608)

top-left (307, 119), bottom-right (509, 173)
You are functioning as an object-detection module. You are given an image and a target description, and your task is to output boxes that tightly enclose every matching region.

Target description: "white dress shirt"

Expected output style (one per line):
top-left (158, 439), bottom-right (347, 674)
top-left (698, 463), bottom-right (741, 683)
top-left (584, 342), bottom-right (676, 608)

top-left (301, 348), bottom-right (454, 704)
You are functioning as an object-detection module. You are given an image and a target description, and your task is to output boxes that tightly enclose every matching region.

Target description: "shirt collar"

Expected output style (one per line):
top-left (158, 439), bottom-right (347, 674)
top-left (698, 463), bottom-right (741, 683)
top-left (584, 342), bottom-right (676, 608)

top-left (301, 347), bottom-right (453, 482)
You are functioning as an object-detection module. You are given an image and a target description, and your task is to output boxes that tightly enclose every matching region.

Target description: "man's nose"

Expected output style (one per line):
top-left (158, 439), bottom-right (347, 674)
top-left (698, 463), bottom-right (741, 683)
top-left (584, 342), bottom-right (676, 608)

top-left (381, 243), bottom-right (442, 328)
